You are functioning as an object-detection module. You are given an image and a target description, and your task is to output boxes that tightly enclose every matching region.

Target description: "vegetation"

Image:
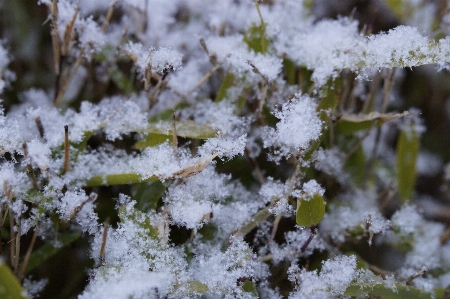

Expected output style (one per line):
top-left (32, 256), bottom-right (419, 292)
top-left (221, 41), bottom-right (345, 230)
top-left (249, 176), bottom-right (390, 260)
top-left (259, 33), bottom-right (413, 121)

top-left (1, 0), bottom-right (450, 298)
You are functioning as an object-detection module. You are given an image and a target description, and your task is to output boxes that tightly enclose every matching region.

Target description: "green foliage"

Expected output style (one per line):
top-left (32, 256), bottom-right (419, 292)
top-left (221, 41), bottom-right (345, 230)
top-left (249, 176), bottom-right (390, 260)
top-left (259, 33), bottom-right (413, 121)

top-left (345, 282), bottom-right (440, 299)
top-left (25, 232), bottom-right (81, 275)
top-left (86, 173), bottom-right (158, 187)
top-left (241, 279), bottom-right (258, 296)
top-left (0, 262), bottom-right (28, 299)
top-left (296, 194), bottom-right (326, 227)
top-left (133, 180), bottom-right (166, 212)
top-left (216, 73), bottom-right (235, 102)
top-left (243, 23), bottom-right (269, 54)
top-left (396, 123), bottom-right (420, 202)
top-left (1, 1), bottom-right (450, 298)
top-left (134, 120), bottom-right (217, 150)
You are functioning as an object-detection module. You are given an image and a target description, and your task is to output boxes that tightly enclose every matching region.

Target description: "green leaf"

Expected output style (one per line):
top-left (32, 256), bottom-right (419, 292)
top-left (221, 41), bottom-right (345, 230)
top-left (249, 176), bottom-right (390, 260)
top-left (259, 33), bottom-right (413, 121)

top-left (182, 280), bottom-right (209, 294)
top-left (110, 68), bottom-right (134, 95)
top-left (135, 120), bottom-right (217, 141)
top-left (241, 279), bottom-right (258, 296)
top-left (243, 22), bottom-right (269, 54)
top-left (296, 194), bottom-right (326, 227)
top-left (283, 58), bottom-right (297, 85)
top-left (345, 282), bottom-right (442, 299)
top-left (0, 262), bottom-right (28, 299)
top-left (85, 173), bottom-right (158, 187)
top-left (345, 143), bottom-right (365, 188)
top-left (198, 223), bottom-right (218, 241)
top-left (135, 119), bottom-right (219, 150)
top-left (318, 78), bottom-right (340, 115)
top-left (149, 103), bottom-right (190, 122)
top-left (133, 180), bottom-right (166, 212)
top-left (25, 232), bottom-right (80, 275)
top-left (71, 131), bottom-right (94, 152)
top-left (134, 134), bottom-right (170, 149)
top-left (215, 72), bottom-right (235, 102)
top-left (396, 124), bottom-right (420, 202)
top-left (171, 280), bottom-right (209, 296)
top-left (384, 0), bottom-right (405, 20)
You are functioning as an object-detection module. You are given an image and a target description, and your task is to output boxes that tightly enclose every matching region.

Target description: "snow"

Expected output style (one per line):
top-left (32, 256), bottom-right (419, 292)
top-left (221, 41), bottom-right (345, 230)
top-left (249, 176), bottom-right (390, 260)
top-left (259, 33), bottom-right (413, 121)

top-left (23, 277), bottom-right (48, 299)
top-left (2, 1), bottom-right (450, 298)
top-left (288, 255), bottom-right (357, 298)
top-left (205, 35), bottom-right (282, 82)
top-left (150, 47), bottom-right (183, 74)
top-left (264, 93), bottom-right (323, 160)
top-left (181, 100), bottom-right (251, 137)
top-left (313, 148), bottom-right (348, 184)
top-left (302, 180), bottom-right (325, 198)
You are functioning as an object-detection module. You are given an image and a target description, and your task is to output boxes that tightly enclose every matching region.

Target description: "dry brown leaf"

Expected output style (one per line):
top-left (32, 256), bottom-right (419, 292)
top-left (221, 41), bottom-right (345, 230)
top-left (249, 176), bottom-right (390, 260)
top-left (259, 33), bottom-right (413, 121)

top-left (169, 152), bottom-right (220, 178)
top-left (340, 111), bottom-right (417, 123)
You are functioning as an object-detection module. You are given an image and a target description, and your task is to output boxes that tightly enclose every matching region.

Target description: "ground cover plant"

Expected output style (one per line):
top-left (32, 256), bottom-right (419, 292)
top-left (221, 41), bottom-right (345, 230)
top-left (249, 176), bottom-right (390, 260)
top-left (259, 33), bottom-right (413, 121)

top-left (1, 0), bottom-right (450, 298)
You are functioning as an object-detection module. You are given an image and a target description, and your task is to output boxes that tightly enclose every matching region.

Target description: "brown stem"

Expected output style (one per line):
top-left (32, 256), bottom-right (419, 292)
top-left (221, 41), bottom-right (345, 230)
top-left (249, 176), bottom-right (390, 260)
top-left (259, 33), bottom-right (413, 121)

top-left (66, 193), bottom-right (97, 223)
top-left (99, 218), bottom-right (110, 266)
top-left (244, 148), bottom-right (265, 185)
top-left (54, 48), bottom-right (84, 106)
top-left (35, 117), bottom-right (45, 139)
top-left (22, 143), bottom-right (39, 190)
top-left (18, 224), bottom-right (40, 281)
top-left (14, 215), bottom-right (21, 275)
top-left (440, 225), bottom-right (450, 244)
top-left (51, 0), bottom-right (61, 76)
top-left (269, 214), bottom-right (282, 244)
top-left (64, 125), bottom-right (70, 174)
top-left (9, 208), bottom-right (15, 269)
top-left (61, 3), bottom-right (79, 56)
top-left (381, 68), bottom-right (396, 113)
top-left (301, 225), bottom-right (318, 252)
top-left (172, 111), bottom-right (179, 159)
top-left (189, 64), bottom-right (221, 94)
top-left (406, 266), bottom-right (427, 285)
top-left (102, 0), bottom-right (117, 31)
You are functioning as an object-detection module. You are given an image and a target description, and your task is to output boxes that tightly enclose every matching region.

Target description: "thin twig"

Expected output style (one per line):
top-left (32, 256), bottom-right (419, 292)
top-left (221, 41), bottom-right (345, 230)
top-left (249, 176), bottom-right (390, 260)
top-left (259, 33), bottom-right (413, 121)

top-left (406, 266), bottom-right (427, 285)
top-left (363, 71), bottom-right (382, 113)
top-left (440, 225), bottom-right (450, 244)
top-left (54, 48), bottom-right (85, 106)
top-left (147, 77), bottom-right (167, 108)
top-left (301, 225), bottom-right (318, 252)
top-left (269, 214), bottom-right (282, 244)
top-left (50, 0), bottom-right (61, 76)
top-left (35, 117), bottom-right (45, 139)
top-left (64, 125), bottom-right (70, 174)
top-left (102, 0), bottom-right (117, 31)
top-left (66, 193), bottom-right (97, 223)
top-left (99, 218), bottom-right (109, 266)
top-left (244, 148), bottom-right (265, 185)
top-left (22, 143), bottom-right (39, 191)
top-left (61, 3), bottom-right (79, 56)
top-left (172, 111), bottom-right (179, 159)
top-left (9, 205), bottom-right (15, 269)
top-left (381, 68), bottom-right (396, 113)
top-left (18, 223), bottom-right (40, 282)
top-left (189, 64), bottom-right (221, 94)
top-left (14, 214), bottom-right (22, 275)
